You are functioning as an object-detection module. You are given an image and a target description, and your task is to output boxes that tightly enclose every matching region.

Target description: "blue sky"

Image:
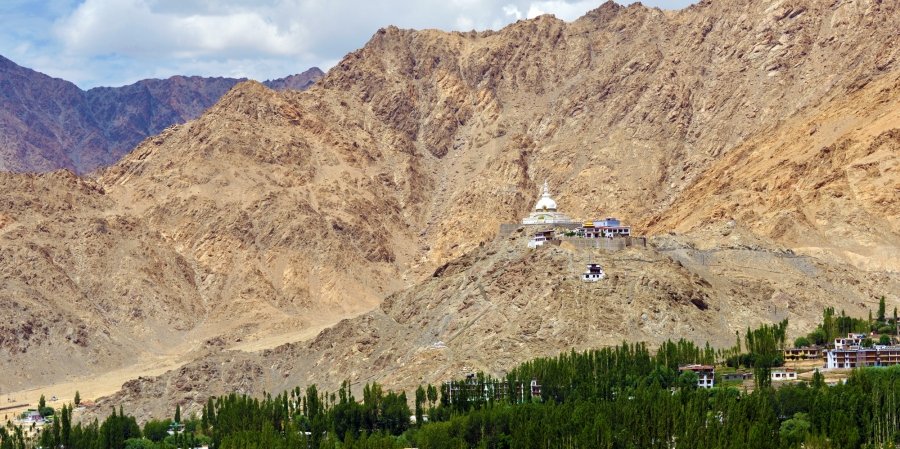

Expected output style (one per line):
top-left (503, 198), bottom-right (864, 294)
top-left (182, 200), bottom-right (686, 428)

top-left (0, 0), bottom-right (696, 89)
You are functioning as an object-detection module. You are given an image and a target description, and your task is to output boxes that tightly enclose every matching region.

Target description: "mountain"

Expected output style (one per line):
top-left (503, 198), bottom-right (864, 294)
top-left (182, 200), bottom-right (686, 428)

top-left (262, 68), bottom-right (326, 91)
top-left (0, 56), bottom-right (323, 174)
top-left (1, 0), bottom-right (898, 417)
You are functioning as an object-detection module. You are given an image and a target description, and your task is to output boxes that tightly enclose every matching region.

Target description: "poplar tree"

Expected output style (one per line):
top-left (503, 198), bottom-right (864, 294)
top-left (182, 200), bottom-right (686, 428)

top-left (414, 386), bottom-right (425, 427)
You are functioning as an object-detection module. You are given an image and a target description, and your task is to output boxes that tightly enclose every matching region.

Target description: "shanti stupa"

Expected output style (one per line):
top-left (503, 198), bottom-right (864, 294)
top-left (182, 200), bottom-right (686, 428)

top-left (521, 181), bottom-right (578, 226)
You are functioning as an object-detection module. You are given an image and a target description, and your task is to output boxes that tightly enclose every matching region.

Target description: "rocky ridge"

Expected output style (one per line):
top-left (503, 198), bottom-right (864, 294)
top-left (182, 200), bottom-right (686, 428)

top-left (0, 56), bottom-right (323, 173)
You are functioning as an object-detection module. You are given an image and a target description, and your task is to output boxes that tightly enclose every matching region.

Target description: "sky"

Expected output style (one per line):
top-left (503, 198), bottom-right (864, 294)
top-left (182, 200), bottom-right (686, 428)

top-left (0, 0), bottom-right (696, 89)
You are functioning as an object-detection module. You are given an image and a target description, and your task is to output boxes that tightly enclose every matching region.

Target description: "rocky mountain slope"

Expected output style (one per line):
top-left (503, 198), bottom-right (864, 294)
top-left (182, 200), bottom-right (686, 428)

top-left (647, 72), bottom-right (900, 272)
top-left (1, 0), bottom-right (898, 415)
top-left (0, 56), bottom-right (323, 173)
top-left (95, 226), bottom-right (898, 420)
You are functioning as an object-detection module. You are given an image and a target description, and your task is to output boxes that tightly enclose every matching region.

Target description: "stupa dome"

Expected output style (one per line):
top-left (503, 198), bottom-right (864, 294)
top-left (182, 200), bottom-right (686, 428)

top-left (534, 181), bottom-right (557, 211)
top-left (521, 181), bottom-right (576, 226)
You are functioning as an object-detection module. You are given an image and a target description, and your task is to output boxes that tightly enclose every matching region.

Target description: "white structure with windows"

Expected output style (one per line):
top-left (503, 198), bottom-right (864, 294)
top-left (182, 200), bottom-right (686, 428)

top-left (581, 264), bottom-right (606, 282)
top-left (679, 364), bottom-right (715, 389)
top-left (771, 369), bottom-right (797, 381)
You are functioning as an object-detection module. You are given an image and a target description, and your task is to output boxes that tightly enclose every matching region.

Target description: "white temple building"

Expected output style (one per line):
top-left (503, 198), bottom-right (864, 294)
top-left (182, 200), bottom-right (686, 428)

top-left (521, 181), bottom-right (578, 226)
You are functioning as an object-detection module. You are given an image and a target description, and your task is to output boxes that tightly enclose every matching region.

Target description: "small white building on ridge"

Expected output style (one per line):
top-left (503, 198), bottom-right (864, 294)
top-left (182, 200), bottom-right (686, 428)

top-left (581, 264), bottom-right (606, 282)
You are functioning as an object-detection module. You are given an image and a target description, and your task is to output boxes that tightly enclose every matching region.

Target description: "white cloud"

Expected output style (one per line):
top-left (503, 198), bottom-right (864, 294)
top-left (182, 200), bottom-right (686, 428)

top-left (455, 15), bottom-right (476, 31)
top-left (502, 5), bottom-right (523, 21)
top-left (55, 0), bottom-right (310, 59)
top-left (525, 1), bottom-right (599, 20)
top-left (1, 0), bottom-right (697, 87)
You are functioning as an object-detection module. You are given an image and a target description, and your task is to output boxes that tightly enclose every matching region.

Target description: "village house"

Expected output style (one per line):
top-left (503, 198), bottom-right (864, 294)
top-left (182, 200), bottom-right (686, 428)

top-left (834, 334), bottom-right (866, 350)
top-left (581, 218), bottom-right (631, 238)
top-left (679, 364), bottom-right (715, 389)
top-left (721, 372), bottom-right (753, 382)
top-left (771, 368), bottom-right (797, 382)
top-left (527, 229), bottom-right (557, 248)
top-left (18, 410), bottom-right (44, 425)
top-left (783, 346), bottom-right (824, 361)
top-left (444, 377), bottom-right (542, 404)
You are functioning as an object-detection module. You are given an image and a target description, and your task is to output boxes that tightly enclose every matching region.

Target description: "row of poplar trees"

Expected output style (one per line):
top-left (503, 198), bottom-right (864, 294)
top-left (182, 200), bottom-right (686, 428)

top-left (18, 321), bottom-right (900, 449)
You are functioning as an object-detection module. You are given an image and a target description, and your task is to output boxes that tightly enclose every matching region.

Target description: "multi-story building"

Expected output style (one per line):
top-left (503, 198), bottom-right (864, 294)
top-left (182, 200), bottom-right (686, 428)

top-left (679, 364), bottom-right (715, 388)
top-left (826, 345), bottom-right (900, 369)
top-left (784, 346), bottom-right (824, 361)
top-left (834, 334), bottom-right (865, 350)
top-left (824, 334), bottom-right (900, 369)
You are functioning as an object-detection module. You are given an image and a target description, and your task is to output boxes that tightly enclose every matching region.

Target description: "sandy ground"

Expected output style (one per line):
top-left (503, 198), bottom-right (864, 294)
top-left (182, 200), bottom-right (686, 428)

top-left (228, 312), bottom-right (364, 353)
top-left (2, 354), bottom-right (181, 421)
top-left (1, 317), bottom-right (348, 421)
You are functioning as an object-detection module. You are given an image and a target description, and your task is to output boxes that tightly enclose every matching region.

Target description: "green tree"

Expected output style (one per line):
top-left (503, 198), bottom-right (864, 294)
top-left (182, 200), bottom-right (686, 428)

top-left (808, 327), bottom-right (827, 346)
top-left (779, 412), bottom-right (811, 447)
top-left (61, 403), bottom-right (72, 448)
top-left (38, 395), bottom-right (46, 411)
top-left (414, 385), bottom-right (426, 427)
top-left (878, 334), bottom-right (891, 345)
top-left (124, 438), bottom-right (154, 449)
top-left (811, 369), bottom-right (825, 390)
top-left (677, 370), bottom-right (699, 390)
top-left (426, 384), bottom-right (438, 408)
top-left (74, 391), bottom-right (81, 407)
top-left (142, 419), bottom-right (171, 442)
top-left (877, 296), bottom-right (886, 322)
top-left (822, 308), bottom-right (837, 342)
top-left (793, 336), bottom-right (810, 348)
top-left (174, 404), bottom-right (181, 424)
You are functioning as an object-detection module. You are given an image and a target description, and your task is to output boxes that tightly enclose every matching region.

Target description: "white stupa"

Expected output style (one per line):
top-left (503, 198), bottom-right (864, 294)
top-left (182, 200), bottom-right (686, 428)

top-left (521, 181), bottom-right (578, 226)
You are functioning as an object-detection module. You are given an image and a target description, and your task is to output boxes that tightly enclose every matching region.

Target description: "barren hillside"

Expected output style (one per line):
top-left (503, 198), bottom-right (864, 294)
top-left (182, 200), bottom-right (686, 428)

top-left (93, 226), bottom-right (898, 420)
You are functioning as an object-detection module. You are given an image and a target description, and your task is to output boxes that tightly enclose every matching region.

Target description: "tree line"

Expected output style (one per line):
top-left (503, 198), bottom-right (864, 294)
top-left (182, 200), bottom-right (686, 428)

top-left (10, 324), bottom-right (900, 449)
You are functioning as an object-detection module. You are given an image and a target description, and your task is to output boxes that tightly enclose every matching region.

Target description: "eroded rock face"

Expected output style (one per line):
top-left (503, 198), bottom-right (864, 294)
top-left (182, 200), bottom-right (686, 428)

top-left (0, 58), bottom-right (323, 174)
top-left (3, 0), bottom-right (899, 415)
top-left (90, 228), bottom-right (898, 421)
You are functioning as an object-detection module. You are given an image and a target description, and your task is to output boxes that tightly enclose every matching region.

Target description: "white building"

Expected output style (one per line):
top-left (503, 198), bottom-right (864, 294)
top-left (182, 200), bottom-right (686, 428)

top-left (581, 264), bottom-right (606, 282)
top-left (826, 345), bottom-right (900, 369)
top-left (834, 334), bottom-right (864, 350)
top-left (18, 410), bottom-right (44, 425)
top-left (679, 364), bottom-right (715, 389)
top-left (771, 369), bottom-right (797, 381)
top-left (527, 229), bottom-right (556, 248)
top-left (581, 218), bottom-right (632, 238)
top-left (521, 181), bottom-right (578, 226)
